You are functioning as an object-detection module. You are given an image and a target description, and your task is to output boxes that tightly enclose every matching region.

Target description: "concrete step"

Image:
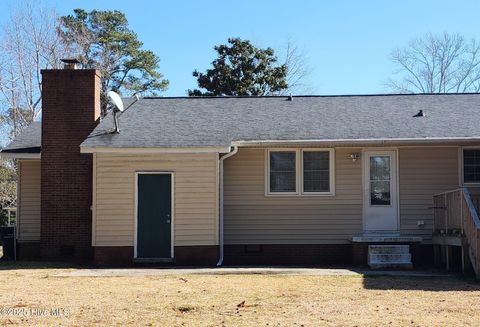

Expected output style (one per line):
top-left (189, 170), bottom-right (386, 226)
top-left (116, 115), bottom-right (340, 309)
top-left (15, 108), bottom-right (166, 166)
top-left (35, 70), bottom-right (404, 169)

top-left (368, 245), bottom-right (410, 254)
top-left (367, 244), bottom-right (412, 270)
top-left (368, 253), bottom-right (412, 263)
top-left (369, 262), bottom-right (413, 270)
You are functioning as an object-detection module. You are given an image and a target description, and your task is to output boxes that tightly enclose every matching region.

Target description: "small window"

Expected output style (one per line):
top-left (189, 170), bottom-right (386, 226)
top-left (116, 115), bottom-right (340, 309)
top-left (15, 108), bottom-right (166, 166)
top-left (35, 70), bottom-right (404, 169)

top-left (303, 151), bottom-right (330, 192)
top-left (269, 151), bottom-right (296, 193)
top-left (463, 149), bottom-right (480, 184)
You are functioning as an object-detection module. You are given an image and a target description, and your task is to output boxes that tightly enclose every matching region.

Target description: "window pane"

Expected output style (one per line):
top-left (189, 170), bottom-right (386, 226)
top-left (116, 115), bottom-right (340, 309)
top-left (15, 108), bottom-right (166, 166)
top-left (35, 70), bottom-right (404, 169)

top-left (270, 152), bottom-right (296, 192)
top-left (303, 151), bottom-right (330, 192)
top-left (370, 181), bottom-right (391, 205)
top-left (370, 156), bottom-right (390, 181)
top-left (464, 150), bottom-right (480, 183)
top-left (369, 156), bottom-right (391, 205)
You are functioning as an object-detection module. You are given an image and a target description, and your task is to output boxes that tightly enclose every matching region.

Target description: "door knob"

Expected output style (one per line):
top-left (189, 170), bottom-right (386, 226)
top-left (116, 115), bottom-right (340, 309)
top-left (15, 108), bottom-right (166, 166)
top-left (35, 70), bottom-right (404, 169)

top-left (166, 219), bottom-right (171, 223)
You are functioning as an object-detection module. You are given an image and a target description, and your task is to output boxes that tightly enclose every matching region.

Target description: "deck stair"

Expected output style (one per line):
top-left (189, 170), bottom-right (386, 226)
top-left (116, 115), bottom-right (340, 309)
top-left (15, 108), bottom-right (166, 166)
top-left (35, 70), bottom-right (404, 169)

top-left (368, 245), bottom-right (412, 269)
top-left (432, 188), bottom-right (480, 279)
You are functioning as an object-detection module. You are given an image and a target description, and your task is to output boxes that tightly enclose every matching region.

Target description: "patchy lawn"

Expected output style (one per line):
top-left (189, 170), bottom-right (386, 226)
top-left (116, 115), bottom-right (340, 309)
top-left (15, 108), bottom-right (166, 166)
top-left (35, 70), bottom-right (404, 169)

top-left (0, 265), bottom-right (479, 326)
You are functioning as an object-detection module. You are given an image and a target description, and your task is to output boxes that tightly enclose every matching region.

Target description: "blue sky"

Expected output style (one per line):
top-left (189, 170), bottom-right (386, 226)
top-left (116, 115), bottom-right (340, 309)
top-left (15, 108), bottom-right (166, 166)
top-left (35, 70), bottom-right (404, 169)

top-left (1, 0), bottom-right (479, 96)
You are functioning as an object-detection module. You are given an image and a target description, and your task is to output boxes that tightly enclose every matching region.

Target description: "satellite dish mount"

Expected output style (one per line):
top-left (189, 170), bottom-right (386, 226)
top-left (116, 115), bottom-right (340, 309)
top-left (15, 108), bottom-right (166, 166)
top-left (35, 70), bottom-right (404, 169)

top-left (107, 91), bottom-right (124, 133)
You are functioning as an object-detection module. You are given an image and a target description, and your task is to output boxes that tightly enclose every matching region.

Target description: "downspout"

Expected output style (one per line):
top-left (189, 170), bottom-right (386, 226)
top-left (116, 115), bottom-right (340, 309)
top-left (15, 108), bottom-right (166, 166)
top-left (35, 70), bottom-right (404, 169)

top-left (216, 145), bottom-right (238, 266)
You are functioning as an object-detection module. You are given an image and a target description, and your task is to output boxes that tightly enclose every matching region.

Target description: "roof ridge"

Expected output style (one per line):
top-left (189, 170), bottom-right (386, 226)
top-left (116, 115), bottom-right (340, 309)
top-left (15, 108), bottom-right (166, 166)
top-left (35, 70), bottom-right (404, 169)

top-left (142, 93), bottom-right (480, 100)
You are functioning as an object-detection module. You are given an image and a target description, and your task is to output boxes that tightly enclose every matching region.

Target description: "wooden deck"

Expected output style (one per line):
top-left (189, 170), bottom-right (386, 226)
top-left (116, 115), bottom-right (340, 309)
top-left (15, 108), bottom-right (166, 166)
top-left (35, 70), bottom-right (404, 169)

top-left (432, 188), bottom-right (480, 278)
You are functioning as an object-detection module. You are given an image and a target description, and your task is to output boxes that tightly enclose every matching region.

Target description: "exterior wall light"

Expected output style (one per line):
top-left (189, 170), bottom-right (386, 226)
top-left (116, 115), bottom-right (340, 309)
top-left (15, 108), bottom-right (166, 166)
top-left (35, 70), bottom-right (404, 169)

top-left (349, 153), bottom-right (361, 162)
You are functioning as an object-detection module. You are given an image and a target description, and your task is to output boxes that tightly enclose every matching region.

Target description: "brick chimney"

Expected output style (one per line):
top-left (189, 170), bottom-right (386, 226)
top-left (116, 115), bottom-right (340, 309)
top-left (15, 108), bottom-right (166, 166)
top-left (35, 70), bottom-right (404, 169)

top-left (40, 62), bottom-right (101, 260)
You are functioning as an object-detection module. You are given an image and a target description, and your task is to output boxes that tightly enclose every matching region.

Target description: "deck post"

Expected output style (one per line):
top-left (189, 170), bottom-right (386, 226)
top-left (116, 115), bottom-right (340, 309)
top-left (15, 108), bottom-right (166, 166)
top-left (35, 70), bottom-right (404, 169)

top-left (473, 229), bottom-right (480, 279)
top-left (444, 193), bottom-right (448, 235)
top-left (446, 245), bottom-right (450, 271)
top-left (433, 245), bottom-right (440, 267)
top-left (461, 192), bottom-right (464, 235)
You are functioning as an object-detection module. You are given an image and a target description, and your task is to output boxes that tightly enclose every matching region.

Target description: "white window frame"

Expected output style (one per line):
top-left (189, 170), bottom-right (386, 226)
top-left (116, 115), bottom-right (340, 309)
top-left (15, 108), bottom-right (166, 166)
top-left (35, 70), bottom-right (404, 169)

top-left (459, 146), bottom-right (480, 186)
top-left (265, 148), bottom-right (335, 197)
top-left (265, 148), bottom-right (299, 196)
top-left (301, 148), bottom-right (335, 196)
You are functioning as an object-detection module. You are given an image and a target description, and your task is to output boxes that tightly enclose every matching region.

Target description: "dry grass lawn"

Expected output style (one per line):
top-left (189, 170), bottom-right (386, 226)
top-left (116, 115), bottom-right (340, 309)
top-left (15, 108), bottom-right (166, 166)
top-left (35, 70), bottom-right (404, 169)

top-left (0, 264), bottom-right (479, 326)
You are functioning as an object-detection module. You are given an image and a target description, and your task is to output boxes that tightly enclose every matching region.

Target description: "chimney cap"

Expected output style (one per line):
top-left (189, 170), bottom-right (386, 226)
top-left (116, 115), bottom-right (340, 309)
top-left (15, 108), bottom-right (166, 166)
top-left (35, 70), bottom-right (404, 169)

top-left (61, 58), bottom-right (80, 64)
top-left (61, 58), bottom-right (81, 70)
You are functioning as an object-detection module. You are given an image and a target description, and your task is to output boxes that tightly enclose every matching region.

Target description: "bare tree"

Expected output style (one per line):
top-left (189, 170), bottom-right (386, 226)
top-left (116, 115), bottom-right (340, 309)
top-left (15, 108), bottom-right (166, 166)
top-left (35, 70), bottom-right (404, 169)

top-left (280, 40), bottom-right (314, 95)
top-left (387, 33), bottom-right (480, 93)
top-left (0, 1), bottom-right (67, 140)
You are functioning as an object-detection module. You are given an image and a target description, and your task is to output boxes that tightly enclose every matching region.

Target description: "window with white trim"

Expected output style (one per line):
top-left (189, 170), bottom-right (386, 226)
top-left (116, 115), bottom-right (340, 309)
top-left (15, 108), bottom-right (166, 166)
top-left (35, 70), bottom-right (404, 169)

top-left (267, 149), bottom-right (335, 195)
top-left (463, 149), bottom-right (480, 184)
top-left (303, 151), bottom-right (330, 193)
top-left (269, 151), bottom-right (297, 193)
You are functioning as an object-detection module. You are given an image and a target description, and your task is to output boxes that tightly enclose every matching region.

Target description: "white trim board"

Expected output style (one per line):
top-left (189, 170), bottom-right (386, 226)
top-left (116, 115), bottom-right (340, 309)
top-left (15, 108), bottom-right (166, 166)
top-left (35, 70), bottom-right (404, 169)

top-left (80, 137), bottom-right (480, 155)
top-left (80, 146), bottom-right (231, 154)
top-left (134, 171), bottom-right (175, 259)
top-left (16, 161), bottom-right (22, 240)
top-left (459, 146), bottom-right (480, 186)
top-left (234, 137), bottom-right (480, 146)
top-left (91, 153), bottom-right (97, 247)
top-left (0, 153), bottom-right (40, 159)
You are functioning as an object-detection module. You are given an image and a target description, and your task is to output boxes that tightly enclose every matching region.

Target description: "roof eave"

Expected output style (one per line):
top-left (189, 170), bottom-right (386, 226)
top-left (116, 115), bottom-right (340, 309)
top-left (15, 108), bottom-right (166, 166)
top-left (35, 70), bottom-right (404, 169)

top-left (1, 146), bottom-right (41, 153)
top-left (0, 152), bottom-right (41, 159)
top-left (80, 146), bottom-right (232, 154)
top-left (0, 146), bottom-right (41, 159)
top-left (232, 137), bottom-right (480, 147)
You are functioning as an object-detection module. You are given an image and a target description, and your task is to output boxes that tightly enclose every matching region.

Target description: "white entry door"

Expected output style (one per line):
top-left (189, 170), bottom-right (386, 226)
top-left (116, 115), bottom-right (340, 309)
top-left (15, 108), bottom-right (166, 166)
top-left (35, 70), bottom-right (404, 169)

top-left (363, 150), bottom-right (399, 233)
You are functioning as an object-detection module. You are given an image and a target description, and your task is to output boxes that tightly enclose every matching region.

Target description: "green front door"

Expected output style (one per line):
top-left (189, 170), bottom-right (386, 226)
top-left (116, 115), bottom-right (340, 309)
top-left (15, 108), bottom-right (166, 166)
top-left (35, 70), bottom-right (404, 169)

top-left (137, 174), bottom-right (172, 258)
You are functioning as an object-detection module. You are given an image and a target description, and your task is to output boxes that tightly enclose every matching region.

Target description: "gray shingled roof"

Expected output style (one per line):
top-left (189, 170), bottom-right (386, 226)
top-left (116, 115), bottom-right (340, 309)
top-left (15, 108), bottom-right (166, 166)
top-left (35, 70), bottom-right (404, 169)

top-left (4, 95), bottom-right (480, 153)
top-left (81, 94), bottom-right (480, 149)
top-left (2, 122), bottom-right (41, 152)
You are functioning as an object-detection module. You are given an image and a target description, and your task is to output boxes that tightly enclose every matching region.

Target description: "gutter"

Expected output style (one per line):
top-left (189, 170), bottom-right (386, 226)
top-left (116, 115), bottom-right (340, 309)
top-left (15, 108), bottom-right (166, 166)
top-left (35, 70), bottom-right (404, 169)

top-left (0, 147), bottom-right (41, 159)
top-left (216, 145), bottom-right (238, 266)
top-left (0, 152), bottom-right (41, 159)
top-left (80, 146), bottom-right (231, 154)
top-left (0, 146), bottom-right (41, 153)
top-left (232, 137), bottom-right (480, 147)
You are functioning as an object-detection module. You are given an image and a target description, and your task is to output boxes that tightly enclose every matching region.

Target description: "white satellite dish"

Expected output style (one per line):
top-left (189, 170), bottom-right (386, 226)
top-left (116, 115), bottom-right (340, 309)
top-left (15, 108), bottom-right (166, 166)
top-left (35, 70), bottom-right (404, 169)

top-left (107, 91), bottom-right (124, 112)
top-left (106, 91), bottom-right (139, 134)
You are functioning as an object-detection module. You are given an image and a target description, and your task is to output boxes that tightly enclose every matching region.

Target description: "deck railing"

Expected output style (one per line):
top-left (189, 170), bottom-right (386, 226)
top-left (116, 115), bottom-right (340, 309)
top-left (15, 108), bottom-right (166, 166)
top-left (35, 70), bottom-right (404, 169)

top-left (433, 188), bottom-right (480, 278)
top-left (470, 193), bottom-right (480, 213)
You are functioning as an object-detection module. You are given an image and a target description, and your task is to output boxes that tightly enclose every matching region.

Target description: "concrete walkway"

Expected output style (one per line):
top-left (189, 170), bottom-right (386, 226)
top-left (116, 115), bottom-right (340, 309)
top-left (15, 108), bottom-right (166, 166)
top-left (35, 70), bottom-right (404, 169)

top-left (53, 267), bottom-right (450, 278)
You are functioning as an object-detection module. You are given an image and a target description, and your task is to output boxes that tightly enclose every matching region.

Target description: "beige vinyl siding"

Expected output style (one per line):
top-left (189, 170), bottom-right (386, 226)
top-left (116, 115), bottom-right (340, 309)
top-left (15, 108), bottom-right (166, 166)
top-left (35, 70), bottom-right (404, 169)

top-left (224, 148), bottom-right (363, 244)
top-left (17, 160), bottom-right (41, 241)
top-left (94, 153), bottom-right (219, 247)
top-left (399, 147), bottom-right (459, 241)
top-left (224, 146), bottom-right (460, 245)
